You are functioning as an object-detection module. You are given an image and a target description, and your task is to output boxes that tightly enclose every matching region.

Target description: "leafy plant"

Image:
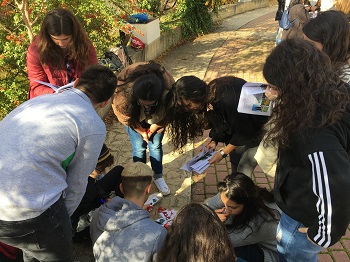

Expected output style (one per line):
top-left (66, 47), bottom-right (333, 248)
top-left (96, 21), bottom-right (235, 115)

top-left (0, 0), bottom-right (220, 119)
top-left (0, 0), bottom-right (147, 119)
top-left (138, 0), bottom-right (161, 16)
top-left (174, 0), bottom-right (215, 37)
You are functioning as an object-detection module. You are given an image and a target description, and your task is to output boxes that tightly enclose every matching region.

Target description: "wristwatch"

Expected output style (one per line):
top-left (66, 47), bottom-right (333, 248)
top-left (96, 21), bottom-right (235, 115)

top-left (219, 149), bottom-right (227, 158)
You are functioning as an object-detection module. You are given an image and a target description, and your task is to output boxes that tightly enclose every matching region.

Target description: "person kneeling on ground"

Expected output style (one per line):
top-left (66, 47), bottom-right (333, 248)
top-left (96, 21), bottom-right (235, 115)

top-left (90, 162), bottom-right (167, 262)
top-left (206, 173), bottom-right (281, 262)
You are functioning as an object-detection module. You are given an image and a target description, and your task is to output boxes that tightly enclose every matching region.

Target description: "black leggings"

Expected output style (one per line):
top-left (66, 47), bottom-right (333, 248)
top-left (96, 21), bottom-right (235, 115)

top-left (235, 244), bottom-right (264, 262)
top-left (96, 165), bottom-right (124, 197)
top-left (71, 165), bottom-right (124, 231)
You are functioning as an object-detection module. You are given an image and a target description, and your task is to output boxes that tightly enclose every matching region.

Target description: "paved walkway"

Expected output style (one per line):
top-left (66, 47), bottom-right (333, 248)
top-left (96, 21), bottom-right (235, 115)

top-left (73, 6), bottom-right (350, 261)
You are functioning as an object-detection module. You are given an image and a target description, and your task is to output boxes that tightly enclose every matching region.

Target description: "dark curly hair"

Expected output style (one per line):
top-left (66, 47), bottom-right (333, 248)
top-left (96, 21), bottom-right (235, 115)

top-left (263, 38), bottom-right (350, 148)
top-left (157, 203), bottom-right (236, 262)
top-left (164, 76), bottom-right (209, 151)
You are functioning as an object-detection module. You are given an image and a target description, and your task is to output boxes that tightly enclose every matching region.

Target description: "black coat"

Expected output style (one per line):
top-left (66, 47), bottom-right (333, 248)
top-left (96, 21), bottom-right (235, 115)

top-left (208, 77), bottom-right (268, 147)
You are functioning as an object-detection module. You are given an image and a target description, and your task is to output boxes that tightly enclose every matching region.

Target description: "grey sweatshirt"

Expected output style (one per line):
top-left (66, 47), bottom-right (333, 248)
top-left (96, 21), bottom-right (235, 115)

top-left (207, 193), bottom-right (281, 262)
top-left (90, 197), bottom-right (167, 262)
top-left (0, 89), bottom-right (106, 220)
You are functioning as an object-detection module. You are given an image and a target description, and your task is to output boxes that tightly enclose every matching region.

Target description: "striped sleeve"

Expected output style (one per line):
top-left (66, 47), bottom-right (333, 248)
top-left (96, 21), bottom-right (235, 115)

top-left (307, 151), bottom-right (350, 247)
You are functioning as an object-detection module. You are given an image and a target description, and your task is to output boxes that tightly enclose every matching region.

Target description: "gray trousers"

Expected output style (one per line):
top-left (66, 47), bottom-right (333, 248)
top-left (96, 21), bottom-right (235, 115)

top-left (229, 145), bottom-right (258, 178)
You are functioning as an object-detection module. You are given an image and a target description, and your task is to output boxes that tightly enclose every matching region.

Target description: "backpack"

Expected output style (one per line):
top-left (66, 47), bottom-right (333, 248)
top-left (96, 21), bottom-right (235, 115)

top-left (98, 45), bottom-right (132, 73)
top-left (279, 8), bottom-right (298, 30)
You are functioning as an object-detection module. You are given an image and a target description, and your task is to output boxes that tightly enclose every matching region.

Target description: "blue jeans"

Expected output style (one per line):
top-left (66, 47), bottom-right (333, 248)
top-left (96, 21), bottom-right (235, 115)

top-left (277, 212), bottom-right (323, 262)
top-left (125, 126), bottom-right (164, 178)
top-left (0, 197), bottom-right (73, 262)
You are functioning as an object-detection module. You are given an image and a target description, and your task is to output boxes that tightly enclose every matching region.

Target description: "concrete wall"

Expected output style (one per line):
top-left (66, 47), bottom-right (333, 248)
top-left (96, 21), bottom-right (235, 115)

top-left (213, 0), bottom-right (276, 22)
top-left (129, 0), bottom-right (275, 62)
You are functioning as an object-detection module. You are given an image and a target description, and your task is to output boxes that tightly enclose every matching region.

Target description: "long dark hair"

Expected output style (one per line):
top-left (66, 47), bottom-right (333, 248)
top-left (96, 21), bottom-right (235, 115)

top-left (157, 203), bottom-right (236, 262)
top-left (207, 76), bottom-right (240, 103)
top-left (218, 173), bottom-right (278, 234)
top-left (303, 10), bottom-right (350, 72)
top-left (164, 76), bottom-right (209, 151)
top-left (37, 8), bottom-right (91, 69)
top-left (116, 61), bottom-right (167, 129)
top-left (263, 38), bottom-right (350, 148)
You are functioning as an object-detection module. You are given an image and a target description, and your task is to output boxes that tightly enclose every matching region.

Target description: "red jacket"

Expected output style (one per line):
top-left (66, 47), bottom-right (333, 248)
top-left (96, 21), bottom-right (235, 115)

top-left (26, 37), bottom-right (98, 99)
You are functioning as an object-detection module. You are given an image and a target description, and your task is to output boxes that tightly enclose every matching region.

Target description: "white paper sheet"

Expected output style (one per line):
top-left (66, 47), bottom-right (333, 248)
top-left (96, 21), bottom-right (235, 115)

top-left (180, 144), bottom-right (216, 174)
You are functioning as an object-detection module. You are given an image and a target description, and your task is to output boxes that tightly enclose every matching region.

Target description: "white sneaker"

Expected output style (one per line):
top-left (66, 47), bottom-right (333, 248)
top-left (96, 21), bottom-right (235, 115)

top-left (154, 178), bottom-right (171, 195)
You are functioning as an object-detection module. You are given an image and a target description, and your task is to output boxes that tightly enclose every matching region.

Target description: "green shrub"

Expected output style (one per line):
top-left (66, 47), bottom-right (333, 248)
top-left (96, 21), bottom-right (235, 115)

top-left (0, 0), bottom-right (218, 120)
top-left (174, 0), bottom-right (215, 37)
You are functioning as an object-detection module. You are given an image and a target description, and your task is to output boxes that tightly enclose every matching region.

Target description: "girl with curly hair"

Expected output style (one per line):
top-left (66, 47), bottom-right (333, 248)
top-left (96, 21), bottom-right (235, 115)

top-left (263, 38), bottom-right (350, 261)
top-left (163, 75), bottom-right (209, 151)
top-left (27, 8), bottom-right (97, 99)
top-left (164, 75), bottom-right (268, 178)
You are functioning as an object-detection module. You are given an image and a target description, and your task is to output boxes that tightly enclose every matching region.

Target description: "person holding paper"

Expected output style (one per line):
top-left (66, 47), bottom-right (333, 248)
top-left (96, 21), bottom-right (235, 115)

top-left (162, 75), bottom-right (267, 177)
top-left (262, 38), bottom-right (350, 261)
top-left (206, 76), bottom-right (269, 178)
top-left (163, 75), bottom-right (209, 151)
top-left (26, 8), bottom-right (98, 99)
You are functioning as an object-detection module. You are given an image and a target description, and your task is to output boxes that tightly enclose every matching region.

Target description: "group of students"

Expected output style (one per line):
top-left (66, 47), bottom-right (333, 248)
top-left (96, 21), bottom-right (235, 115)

top-left (0, 5), bottom-right (349, 262)
top-left (69, 144), bottom-right (279, 262)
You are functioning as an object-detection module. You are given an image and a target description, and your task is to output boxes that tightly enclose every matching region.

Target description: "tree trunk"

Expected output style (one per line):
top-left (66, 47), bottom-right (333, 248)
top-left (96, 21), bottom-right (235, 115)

top-left (15, 0), bottom-right (34, 42)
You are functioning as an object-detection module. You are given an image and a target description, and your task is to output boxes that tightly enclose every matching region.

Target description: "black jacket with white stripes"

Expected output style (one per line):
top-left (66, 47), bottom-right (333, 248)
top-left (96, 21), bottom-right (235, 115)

top-left (274, 110), bottom-right (350, 248)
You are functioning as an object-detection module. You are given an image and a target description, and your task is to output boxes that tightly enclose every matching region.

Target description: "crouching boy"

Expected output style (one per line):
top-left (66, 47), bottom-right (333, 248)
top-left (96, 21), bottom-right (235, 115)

top-left (90, 162), bottom-right (166, 262)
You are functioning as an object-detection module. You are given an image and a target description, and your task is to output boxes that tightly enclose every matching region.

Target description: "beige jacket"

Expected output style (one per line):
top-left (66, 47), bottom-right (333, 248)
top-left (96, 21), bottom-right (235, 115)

top-left (112, 62), bottom-right (175, 126)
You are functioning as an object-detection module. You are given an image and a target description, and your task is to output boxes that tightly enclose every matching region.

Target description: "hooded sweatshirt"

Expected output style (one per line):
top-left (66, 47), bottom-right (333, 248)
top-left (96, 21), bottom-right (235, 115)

top-left (90, 197), bottom-right (166, 262)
